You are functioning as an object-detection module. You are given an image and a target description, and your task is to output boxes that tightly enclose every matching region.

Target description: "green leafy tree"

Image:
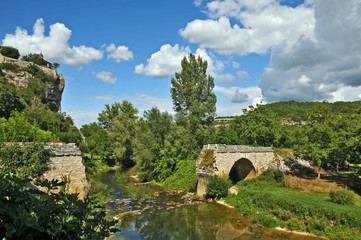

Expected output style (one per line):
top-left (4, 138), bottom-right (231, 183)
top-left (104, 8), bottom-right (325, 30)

top-left (98, 100), bottom-right (138, 129)
top-left (0, 77), bottom-right (24, 118)
top-left (0, 143), bottom-right (51, 179)
top-left (0, 112), bottom-right (56, 142)
top-left (0, 46), bottom-right (20, 59)
top-left (108, 113), bottom-right (136, 167)
top-left (232, 105), bottom-right (281, 147)
top-left (21, 53), bottom-right (44, 65)
top-left (170, 53), bottom-right (217, 150)
top-left (80, 122), bottom-right (113, 160)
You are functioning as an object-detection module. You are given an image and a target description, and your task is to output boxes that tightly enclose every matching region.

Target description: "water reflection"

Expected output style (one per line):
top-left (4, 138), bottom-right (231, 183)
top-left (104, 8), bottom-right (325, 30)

top-left (110, 203), bottom-right (323, 240)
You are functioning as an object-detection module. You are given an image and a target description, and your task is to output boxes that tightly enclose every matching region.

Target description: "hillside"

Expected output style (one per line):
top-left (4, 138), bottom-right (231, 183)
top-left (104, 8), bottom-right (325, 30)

top-left (0, 53), bottom-right (65, 112)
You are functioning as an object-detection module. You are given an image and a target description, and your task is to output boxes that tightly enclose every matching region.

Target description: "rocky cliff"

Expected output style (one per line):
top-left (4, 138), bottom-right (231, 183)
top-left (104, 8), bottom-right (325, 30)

top-left (0, 54), bottom-right (65, 112)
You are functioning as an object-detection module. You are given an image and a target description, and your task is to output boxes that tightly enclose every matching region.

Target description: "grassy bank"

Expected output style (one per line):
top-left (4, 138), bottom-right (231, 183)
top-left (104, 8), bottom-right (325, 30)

top-left (83, 154), bottom-right (121, 202)
top-left (225, 171), bottom-right (361, 240)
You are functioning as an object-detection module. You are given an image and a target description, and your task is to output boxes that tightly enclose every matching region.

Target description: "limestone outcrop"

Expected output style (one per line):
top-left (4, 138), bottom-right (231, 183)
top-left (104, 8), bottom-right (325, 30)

top-left (0, 55), bottom-right (65, 112)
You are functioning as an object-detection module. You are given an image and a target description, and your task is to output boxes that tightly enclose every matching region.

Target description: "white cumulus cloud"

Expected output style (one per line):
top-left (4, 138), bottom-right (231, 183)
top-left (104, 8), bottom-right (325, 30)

top-left (259, 0), bottom-right (361, 102)
top-left (180, 1), bottom-right (314, 56)
top-left (106, 43), bottom-right (133, 63)
top-left (134, 44), bottom-right (191, 78)
top-left (2, 18), bottom-right (103, 66)
top-left (92, 71), bottom-right (117, 84)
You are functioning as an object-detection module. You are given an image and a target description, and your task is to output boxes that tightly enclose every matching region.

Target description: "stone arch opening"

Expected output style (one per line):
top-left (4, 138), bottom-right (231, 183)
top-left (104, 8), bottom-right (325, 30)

top-left (229, 158), bottom-right (256, 184)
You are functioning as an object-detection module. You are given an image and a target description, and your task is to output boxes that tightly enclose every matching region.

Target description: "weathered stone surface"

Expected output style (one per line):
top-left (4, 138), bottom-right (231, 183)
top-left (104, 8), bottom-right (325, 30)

top-left (196, 144), bottom-right (275, 196)
top-left (41, 143), bottom-right (90, 199)
top-left (8, 142), bottom-right (90, 199)
top-left (0, 55), bottom-right (65, 112)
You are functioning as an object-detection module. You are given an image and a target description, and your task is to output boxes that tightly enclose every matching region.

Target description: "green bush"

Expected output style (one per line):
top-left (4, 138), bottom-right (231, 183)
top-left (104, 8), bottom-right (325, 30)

top-left (329, 189), bottom-right (355, 205)
top-left (163, 159), bottom-right (197, 192)
top-left (0, 143), bottom-right (52, 179)
top-left (0, 174), bottom-right (117, 239)
top-left (0, 46), bottom-right (20, 59)
top-left (0, 62), bottom-right (19, 72)
top-left (206, 174), bottom-right (232, 199)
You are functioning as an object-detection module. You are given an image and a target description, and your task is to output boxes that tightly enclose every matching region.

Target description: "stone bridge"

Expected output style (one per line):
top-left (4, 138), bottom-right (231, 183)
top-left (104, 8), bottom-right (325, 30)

top-left (196, 144), bottom-right (275, 196)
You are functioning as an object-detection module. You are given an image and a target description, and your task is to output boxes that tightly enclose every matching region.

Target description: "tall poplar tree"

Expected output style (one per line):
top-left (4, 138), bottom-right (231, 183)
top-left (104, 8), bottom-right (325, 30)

top-left (170, 53), bottom-right (217, 150)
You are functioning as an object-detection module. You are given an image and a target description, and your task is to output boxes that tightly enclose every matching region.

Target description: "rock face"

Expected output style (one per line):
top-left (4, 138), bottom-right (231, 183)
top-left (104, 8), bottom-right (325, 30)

top-left (0, 54), bottom-right (65, 112)
top-left (41, 143), bottom-right (90, 199)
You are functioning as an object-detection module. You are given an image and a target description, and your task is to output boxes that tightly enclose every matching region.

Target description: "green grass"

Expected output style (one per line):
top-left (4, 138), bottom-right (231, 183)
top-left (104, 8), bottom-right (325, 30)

top-left (225, 172), bottom-right (361, 240)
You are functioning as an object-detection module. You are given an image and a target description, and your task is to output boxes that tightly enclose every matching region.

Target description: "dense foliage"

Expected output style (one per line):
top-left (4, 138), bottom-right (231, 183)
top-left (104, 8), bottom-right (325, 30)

top-left (329, 189), bottom-right (356, 205)
top-left (0, 143), bottom-right (51, 179)
top-left (0, 174), bottom-right (117, 239)
top-left (0, 56), bottom-right (79, 144)
top-left (0, 46), bottom-right (20, 59)
top-left (206, 174), bottom-right (232, 199)
top-left (0, 112), bottom-right (56, 142)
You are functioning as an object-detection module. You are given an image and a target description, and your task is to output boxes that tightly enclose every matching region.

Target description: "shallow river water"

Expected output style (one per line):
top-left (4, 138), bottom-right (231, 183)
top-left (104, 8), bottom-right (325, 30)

top-left (100, 171), bottom-right (324, 240)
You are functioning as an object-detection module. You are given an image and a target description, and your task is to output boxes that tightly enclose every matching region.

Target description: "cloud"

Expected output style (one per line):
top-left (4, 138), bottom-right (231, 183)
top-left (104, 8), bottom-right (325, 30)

top-left (92, 71), bottom-right (117, 84)
top-left (2, 18), bottom-right (103, 66)
top-left (214, 73), bottom-right (235, 84)
top-left (232, 61), bottom-right (240, 69)
top-left (106, 43), bottom-right (133, 63)
top-left (180, 1), bottom-right (314, 55)
top-left (88, 95), bottom-right (119, 101)
top-left (259, 0), bottom-right (361, 102)
top-left (214, 86), bottom-right (263, 116)
top-left (65, 110), bottom-right (100, 128)
top-left (135, 44), bottom-right (191, 78)
top-left (230, 89), bottom-right (249, 103)
top-left (194, 0), bottom-right (203, 6)
top-left (237, 70), bottom-right (249, 82)
top-left (129, 94), bottom-right (174, 115)
top-left (215, 86), bottom-right (263, 105)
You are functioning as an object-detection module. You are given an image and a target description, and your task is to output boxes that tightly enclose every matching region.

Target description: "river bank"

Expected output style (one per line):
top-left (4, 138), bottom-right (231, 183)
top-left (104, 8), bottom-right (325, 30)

top-left (94, 169), bottom-right (327, 240)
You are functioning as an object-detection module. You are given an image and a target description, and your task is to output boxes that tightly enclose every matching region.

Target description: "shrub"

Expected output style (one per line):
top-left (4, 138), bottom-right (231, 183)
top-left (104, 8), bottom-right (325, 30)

top-left (206, 174), bottom-right (232, 199)
top-left (0, 62), bottom-right (19, 72)
top-left (329, 189), bottom-right (355, 205)
top-left (163, 159), bottom-right (197, 192)
top-left (0, 143), bottom-right (52, 179)
top-left (200, 149), bottom-right (214, 168)
top-left (0, 174), bottom-right (117, 239)
top-left (0, 46), bottom-right (20, 59)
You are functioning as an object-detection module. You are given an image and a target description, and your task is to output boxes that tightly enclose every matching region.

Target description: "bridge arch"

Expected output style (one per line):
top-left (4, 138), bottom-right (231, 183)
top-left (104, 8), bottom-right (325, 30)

top-left (229, 158), bottom-right (256, 184)
top-left (196, 144), bottom-right (275, 196)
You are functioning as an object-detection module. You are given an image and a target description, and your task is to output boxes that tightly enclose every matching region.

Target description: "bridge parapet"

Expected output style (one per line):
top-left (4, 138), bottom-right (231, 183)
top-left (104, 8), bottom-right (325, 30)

top-left (203, 144), bottom-right (273, 153)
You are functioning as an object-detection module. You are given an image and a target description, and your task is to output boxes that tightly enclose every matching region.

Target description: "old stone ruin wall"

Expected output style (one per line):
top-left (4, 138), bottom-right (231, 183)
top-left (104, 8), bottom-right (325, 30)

top-left (41, 143), bottom-right (90, 199)
top-left (11, 143), bottom-right (90, 199)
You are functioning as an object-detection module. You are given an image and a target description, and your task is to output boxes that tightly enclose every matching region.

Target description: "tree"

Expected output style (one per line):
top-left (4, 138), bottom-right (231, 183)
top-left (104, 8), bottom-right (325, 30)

top-left (98, 100), bottom-right (138, 129)
top-left (171, 54), bottom-right (216, 124)
top-left (107, 113), bottom-right (136, 167)
top-left (232, 105), bottom-right (281, 147)
top-left (0, 46), bottom-right (20, 59)
top-left (21, 53), bottom-right (44, 65)
top-left (0, 77), bottom-right (24, 118)
top-left (170, 54), bottom-right (216, 150)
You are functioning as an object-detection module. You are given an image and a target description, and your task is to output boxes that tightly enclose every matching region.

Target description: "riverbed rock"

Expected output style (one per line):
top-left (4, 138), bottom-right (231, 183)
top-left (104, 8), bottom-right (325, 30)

top-left (228, 186), bottom-right (239, 195)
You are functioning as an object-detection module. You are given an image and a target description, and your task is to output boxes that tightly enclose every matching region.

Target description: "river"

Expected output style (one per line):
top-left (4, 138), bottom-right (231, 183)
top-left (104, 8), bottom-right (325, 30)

top-left (98, 170), bottom-right (324, 240)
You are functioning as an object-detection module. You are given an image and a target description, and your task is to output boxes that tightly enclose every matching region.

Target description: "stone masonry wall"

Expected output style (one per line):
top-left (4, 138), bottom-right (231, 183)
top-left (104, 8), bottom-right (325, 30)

top-left (41, 143), bottom-right (90, 199)
top-left (196, 144), bottom-right (275, 196)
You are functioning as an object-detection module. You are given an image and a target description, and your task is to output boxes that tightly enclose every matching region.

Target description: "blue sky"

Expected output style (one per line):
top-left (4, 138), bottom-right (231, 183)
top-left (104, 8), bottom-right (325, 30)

top-left (2, 0), bottom-right (361, 127)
